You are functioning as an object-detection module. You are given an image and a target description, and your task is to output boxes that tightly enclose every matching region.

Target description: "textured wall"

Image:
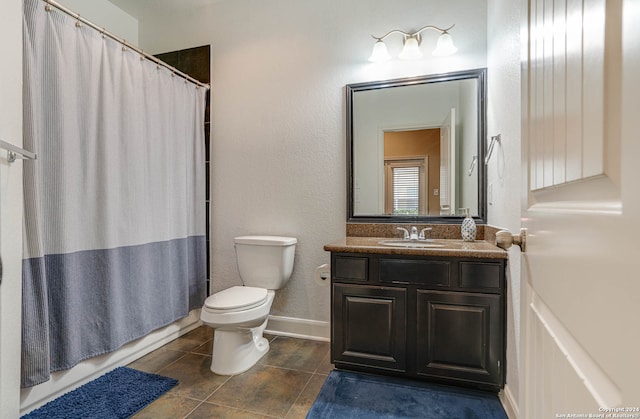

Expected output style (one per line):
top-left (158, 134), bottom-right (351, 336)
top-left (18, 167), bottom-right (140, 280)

top-left (137, 0), bottom-right (487, 323)
top-left (487, 0), bottom-right (523, 407)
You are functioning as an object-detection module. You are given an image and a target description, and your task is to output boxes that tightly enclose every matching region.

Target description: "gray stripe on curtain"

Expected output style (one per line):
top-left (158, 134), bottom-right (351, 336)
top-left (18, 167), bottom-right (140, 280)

top-left (21, 236), bottom-right (206, 388)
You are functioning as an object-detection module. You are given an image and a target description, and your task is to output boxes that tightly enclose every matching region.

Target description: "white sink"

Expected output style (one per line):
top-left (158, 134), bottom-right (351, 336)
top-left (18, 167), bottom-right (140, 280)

top-left (378, 239), bottom-right (445, 248)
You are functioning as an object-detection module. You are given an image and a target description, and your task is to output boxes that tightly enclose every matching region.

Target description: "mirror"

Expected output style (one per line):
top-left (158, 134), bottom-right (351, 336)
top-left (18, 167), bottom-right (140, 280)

top-left (347, 68), bottom-right (487, 223)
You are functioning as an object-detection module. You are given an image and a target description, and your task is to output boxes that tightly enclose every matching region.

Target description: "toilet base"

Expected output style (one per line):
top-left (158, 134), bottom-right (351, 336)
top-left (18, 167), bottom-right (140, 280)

top-left (210, 319), bottom-right (270, 375)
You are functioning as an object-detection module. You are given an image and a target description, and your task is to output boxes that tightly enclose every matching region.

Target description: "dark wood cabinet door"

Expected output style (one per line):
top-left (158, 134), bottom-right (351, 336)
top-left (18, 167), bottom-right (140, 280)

top-left (416, 290), bottom-right (503, 387)
top-left (332, 284), bottom-right (407, 372)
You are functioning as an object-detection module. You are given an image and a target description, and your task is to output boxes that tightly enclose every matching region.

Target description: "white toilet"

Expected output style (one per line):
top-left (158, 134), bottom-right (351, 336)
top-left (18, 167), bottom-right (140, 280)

top-left (200, 235), bottom-right (297, 375)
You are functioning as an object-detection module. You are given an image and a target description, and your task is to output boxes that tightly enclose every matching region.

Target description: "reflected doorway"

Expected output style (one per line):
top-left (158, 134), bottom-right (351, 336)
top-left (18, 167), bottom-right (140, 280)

top-left (383, 129), bottom-right (440, 216)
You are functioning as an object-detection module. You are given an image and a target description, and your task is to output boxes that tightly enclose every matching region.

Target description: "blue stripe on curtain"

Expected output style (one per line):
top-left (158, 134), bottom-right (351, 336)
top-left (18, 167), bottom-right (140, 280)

top-left (22, 0), bottom-right (208, 387)
top-left (21, 237), bottom-right (206, 388)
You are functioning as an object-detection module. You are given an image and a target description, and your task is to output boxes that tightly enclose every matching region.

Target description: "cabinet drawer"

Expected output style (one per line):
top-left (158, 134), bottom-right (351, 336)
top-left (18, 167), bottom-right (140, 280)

top-left (379, 259), bottom-right (450, 286)
top-left (334, 255), bottom-right (368, 282)
top-left (459, 262), bottom-right (502, 290)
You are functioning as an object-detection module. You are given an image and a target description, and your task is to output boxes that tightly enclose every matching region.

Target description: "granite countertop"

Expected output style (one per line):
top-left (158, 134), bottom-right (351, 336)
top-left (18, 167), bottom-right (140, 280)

top-left (324, 237), bottom-right (508, 259)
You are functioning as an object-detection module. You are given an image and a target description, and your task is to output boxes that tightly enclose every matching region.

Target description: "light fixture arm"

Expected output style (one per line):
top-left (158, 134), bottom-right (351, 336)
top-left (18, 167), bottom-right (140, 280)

top-left (412, 23), bottom-right (455, 37)
top-left (371, 30), bottom-right (409, 42)
top-left (372, 24), bottom-right (455, 42)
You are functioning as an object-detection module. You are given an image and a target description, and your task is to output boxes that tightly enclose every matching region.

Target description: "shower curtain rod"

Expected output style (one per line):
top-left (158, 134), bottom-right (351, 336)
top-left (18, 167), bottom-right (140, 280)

top-left (42, 0), bottom-right (210, 90)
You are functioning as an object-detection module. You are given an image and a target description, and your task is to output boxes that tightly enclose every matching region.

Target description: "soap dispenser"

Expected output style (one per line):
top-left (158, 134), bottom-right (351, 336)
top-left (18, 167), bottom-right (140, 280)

top-left (460, 208), bottom-right (476, 242)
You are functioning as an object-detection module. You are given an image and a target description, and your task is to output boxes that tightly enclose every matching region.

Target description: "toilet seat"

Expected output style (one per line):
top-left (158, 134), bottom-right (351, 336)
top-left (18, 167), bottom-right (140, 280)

top-left (204, 286), bottom-right (268, 313)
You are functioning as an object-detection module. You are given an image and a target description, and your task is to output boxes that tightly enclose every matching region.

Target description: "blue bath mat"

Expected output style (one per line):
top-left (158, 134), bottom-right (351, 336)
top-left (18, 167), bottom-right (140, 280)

top-left (307, 370), bottom-right (507, 419)
top-left (22, 366), bottom-right (177, 419)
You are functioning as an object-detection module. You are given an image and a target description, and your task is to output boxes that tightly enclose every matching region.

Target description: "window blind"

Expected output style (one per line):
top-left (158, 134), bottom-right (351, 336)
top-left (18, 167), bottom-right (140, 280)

top-left (392, 166), bottom-right (420, 215)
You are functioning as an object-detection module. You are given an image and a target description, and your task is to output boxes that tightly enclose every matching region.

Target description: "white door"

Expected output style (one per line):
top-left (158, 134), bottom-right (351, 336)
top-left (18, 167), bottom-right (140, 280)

top-left (521, 0), bottom-right (640, 416)
top-left (439, 108), bottom-right (456, 215)
top-left (0, 0), bottom-right (23, 417)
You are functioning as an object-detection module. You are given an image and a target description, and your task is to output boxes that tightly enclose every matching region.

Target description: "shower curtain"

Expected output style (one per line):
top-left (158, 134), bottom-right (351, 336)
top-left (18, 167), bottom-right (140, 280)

top-left (21, 0), bottom-right (207, 387)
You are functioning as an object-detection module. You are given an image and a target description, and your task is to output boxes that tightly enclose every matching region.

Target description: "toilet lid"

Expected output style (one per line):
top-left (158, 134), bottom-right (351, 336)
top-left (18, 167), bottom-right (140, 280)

top-left (204, 286), bottom-right (268, 311)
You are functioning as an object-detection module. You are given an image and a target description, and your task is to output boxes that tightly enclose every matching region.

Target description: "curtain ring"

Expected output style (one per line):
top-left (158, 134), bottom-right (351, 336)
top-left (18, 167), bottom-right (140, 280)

top-left (44, 0), bottom-right (51, 12)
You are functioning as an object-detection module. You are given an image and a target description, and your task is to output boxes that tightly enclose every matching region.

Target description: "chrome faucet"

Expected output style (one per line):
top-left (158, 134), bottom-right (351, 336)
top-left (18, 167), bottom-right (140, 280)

top-left (397, 226), bottom-right (432, 241)
top-left (410, 226), bottom-right (419, 240)
top-left (419, 228), bottom-right (432, 240)
top-left (396, 227), bottom-right (410, 240)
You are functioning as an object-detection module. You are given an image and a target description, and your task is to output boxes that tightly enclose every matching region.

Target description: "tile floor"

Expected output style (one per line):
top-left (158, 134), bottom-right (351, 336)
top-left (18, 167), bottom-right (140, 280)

top-left (128, 326), bottom-right (332, 418)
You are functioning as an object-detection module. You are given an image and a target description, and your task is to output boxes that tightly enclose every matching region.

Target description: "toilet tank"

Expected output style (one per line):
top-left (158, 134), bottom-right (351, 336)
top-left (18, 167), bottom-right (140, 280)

top-left (234, 236), bottom-right (297, 289)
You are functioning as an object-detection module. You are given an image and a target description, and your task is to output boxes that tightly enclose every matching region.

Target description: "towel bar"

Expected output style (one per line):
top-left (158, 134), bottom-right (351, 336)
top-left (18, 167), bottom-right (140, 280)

top-left (484, 134), bottom-right (501, 165)
top-left (0, 140), bottom-right (37, 163)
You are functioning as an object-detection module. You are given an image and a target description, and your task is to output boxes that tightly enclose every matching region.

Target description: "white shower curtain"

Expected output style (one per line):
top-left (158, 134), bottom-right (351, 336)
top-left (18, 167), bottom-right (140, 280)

top-left (21, 0), bottom-right (207, 387)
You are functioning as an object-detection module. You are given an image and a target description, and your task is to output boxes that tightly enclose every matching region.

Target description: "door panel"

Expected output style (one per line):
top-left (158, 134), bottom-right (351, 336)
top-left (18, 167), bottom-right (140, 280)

top-left (529, 0), bottom-right (606, 189)
top-left (522, 0), bottom-right (639, 413)
top-left (439, 108), bottom-right (456, 214)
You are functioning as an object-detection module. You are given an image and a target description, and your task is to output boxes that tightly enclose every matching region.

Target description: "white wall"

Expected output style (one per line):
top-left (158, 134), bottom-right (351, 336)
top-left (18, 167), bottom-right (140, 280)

top-left (56, 0), bottom-right (138, 44)
top-left (138, 0), bottom-right (487, 324)
top-left (487, 0), bottom-right (522, 412)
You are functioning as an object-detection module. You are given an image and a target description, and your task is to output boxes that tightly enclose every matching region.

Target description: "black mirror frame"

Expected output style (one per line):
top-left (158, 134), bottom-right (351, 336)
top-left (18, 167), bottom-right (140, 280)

top-left (346, 68), bottom-right (487, 224)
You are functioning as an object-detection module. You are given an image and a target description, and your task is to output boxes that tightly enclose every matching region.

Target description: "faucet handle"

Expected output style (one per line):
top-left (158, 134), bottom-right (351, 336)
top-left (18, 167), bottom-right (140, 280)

top-left (419, 228), bottom-right (432, 240)
top-left (396, 227), bottom-right (409, 239)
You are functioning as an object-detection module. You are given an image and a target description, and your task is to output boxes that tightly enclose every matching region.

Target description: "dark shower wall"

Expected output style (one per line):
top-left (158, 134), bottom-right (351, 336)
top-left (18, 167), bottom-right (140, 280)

top-left (155, 45), bottom-right (211, 291)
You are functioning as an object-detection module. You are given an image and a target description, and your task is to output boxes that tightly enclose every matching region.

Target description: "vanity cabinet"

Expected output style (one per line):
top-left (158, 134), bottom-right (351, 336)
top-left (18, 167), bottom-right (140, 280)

top-left (330, 252), bottom-right (506, 391)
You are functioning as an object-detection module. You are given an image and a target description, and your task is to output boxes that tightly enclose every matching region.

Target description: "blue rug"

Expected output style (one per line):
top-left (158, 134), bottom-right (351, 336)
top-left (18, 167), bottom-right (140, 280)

top-left (307, 370), bottom-right (507, 419)
top-left (22, 367), bottom-right (177, 419)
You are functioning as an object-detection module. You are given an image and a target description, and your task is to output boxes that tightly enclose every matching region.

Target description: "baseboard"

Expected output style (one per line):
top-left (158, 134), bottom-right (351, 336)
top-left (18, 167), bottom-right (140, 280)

top-left (499, 384), bottom-right (519, 419)
top-left (20, 310), bottom-right (202, 415)
top-left (265, 315), bottom-right (330, 342)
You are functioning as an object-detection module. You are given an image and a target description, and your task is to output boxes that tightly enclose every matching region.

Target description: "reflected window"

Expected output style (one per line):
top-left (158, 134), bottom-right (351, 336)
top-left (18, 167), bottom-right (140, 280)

top-left (385, 159), bottom-right (427, 215)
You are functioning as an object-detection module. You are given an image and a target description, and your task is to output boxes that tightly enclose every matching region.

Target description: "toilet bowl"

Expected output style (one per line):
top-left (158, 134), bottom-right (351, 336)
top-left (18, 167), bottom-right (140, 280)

top-left (200, 235), bottom-right (296, 375)
top-left (201, 286), bottom-right (275, 375)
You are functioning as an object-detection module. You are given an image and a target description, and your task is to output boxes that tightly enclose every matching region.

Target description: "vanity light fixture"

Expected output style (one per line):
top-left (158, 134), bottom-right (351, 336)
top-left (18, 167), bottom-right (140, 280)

top-left (368, 24), bottom-right (458, 62)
